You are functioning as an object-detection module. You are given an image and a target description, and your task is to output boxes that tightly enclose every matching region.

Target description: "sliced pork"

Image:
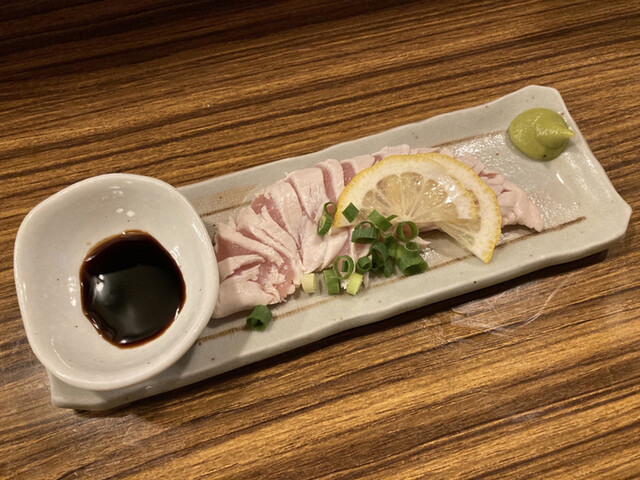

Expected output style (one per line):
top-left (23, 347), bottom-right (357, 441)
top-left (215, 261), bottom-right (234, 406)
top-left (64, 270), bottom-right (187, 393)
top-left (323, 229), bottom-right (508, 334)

top-left (316, 159), bottom-right (345, 203)
top-left (235, 207), bottom-right (301, 296)
top-left (456, 154), bottom-right (544, 232)
top-left (286, 167), bottom-right (328, 221)
top-left (218, 254), bottom-right (264, 282)
top-left (341, 154), bottom-right (376, 184)
top-left (251, 180), bottom-right (304, 242)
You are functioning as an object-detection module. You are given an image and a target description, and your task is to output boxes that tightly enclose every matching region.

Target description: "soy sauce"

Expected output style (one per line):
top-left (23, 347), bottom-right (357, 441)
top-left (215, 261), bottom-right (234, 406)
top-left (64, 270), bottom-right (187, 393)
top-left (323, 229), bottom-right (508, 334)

top-left (79, 230), bottom-right (186, 348)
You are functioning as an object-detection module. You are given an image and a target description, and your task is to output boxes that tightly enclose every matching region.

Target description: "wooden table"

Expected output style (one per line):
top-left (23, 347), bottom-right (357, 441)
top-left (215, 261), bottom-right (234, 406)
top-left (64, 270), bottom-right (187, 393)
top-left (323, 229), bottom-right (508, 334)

top-left (2, 1), bottom-right (639, 478)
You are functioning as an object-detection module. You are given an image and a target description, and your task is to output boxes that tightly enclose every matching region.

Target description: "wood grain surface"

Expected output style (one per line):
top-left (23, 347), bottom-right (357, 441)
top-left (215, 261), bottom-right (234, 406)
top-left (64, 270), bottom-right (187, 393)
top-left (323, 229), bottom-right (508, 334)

top-left (1, 1), bottom-right (639, 478)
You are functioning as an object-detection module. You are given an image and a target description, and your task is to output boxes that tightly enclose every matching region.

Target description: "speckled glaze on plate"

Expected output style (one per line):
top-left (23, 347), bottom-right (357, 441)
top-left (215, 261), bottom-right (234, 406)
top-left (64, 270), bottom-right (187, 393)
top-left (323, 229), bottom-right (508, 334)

top-left (48, 85), bottom-right (631, 410)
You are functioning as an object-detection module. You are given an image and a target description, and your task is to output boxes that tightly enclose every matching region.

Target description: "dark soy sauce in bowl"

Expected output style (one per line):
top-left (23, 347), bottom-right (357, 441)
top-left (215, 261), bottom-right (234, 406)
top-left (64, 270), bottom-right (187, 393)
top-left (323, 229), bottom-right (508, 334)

top-left (80, 230), bottom-right (186, 348)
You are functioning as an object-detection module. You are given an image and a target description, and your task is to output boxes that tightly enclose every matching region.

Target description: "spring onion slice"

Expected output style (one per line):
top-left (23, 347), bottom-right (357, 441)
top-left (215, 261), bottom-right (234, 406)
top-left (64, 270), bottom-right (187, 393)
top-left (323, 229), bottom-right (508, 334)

top-left (405, 241), bottom-right (420, 252)
top-left (352, 227), bottom-right (378, 243)
top-left (317, 214), bottom-right (332, 236)
top-left (323, 202), bottom-right (336, 216)
top-left (396, 221), bottom-right (418, 242)
top-left (346, 272), bottom-right (364, 295)
top-left (351, 221), bottom-right (379, 243)
top-left (301, 273), bottom-right (317, 293)
top-left (383, 257), bottom-right (395, 277)
top-left (323, 268), bottom-right (341, 295)
top-left (396, 246), bottom-right (428, 276)
top-left (333, 255), bottom-right (354, 279)
top-left (356, 256), bottom-right (372, 273)
top-left (246, 305), bottom-right (272, 331)
top-left (384, 235), bottom-right (400, 259)
top-left (370, 241), bottom-right (388, 262)
top-left (401, 258), bottom-right (428, 276)
top-left (342, 202), bottom-right (359, 223)
top-left (367, 209), bottom-right (393, 232)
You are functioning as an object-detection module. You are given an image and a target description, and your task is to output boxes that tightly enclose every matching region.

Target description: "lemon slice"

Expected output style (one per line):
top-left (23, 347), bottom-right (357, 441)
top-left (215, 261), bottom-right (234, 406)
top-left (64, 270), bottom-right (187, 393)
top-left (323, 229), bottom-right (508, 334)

top-left (335, 153), bottom-right (502, 263)
top-left (417, 153), bottom-right (502, 263)
top-left (334, 155), bottom-right (477, 230)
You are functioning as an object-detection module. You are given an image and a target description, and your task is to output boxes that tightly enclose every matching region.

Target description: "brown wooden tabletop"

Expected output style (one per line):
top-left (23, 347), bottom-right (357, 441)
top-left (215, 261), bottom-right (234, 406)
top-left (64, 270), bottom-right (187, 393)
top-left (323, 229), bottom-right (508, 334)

top-left (2, 1), bottom-right (639, 478)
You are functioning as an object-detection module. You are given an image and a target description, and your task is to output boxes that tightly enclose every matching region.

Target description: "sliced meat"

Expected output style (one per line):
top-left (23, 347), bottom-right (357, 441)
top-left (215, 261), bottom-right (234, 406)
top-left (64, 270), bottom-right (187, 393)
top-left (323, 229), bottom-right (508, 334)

top-left (329, 229), bottom-right (369, 264)
top-left (316, 159), bottom-right (345, 203)
top-left (215, 267), bottom-right (279, 318)
top-left (299, 215), bottom-right (327, 273)
top-left (251, 180), bottom-right (304, 243)
top-left (286, 167), bottom-right (329, 222)
top-left (215, 222), bottom-right (283, 265)
top-left (218, 254), bottom-right (263, 281)
top-left (373, 144), bottom-right (410, 161)
top-left (213, 222), bottom-right (290, 318)
top-left (341, 154), bottom-right (375, 184)
top-left (457, 155), bottom-right (544, 231)
top-left (320, 229), bottom-right (351, 269)
top-left (235, 206), bottom-right (301, 296)
top-left (254, 207), bottom-right (300, 263)
top-left (285, 167), bottom-right (334, 273)
top-left (373, 145), bottom-right (439, 163)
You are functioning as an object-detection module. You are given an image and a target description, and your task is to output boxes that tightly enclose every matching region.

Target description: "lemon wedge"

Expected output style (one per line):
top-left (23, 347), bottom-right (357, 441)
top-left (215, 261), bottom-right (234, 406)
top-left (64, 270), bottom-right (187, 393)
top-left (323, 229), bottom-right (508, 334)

top-left (418, 153), bottom-right (502, 263)
top-left (335, 153), bottom-right (502, 263)
top-left (334, 155), bottom-right (477, 229)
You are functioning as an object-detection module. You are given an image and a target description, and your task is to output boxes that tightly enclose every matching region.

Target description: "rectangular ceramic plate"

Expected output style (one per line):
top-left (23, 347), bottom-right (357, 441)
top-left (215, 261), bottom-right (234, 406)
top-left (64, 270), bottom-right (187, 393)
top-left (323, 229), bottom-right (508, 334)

top-left (49, 85), bottom-right (631, 410)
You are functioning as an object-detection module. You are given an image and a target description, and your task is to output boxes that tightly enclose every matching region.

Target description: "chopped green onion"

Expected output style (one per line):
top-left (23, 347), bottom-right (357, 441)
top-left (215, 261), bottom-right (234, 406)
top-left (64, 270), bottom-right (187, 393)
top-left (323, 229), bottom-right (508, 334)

top-left (370, 245), bottom-right (388, 273)
top-left (317, 213), bottom-right (332, 236)
top-left (396, 245), bottom-right (428, 276)
top-left (384, 235), bottom-right (400, 259)
top-left (367, 209), bottom-right (393, 232)
top-left (400, 258), bottom-right (428, 275)
top-left (333, 255), bottom-right (354, 279)
top-left (323, 268), bottom-right (341, 295)
top-left (301, 273), bottom-right (317, 293)
top-left (313, 210), bottom-right (431, 299)
top-left (323, 202), bottom-right (336, 216)
top-left (383, 257), bottom-right (395, 277)
top-left (405, 241), bottom-right (420, 252)
top-left (369, 241), bottom-right (388, 263)
top-left (396, 221), bottom-right (418, 242)
top-left (352, 227), bottom-right (378, 243)
top-left (351, 221), bottom-right (379, 243)
top-left (342, 203), bottom-right (359, 223)
top-left (356, 256), bottom-right (372, 273)
top-left (246, 305), bottom-right (272, 331)
top-left (346, 273), bottom-right (364, 295)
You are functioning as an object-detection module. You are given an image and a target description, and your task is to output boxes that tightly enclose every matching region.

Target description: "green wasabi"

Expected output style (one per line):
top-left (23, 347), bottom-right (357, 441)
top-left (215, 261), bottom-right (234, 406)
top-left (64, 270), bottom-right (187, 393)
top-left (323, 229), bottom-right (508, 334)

top-left (508, 108), bottom-right (574, 161)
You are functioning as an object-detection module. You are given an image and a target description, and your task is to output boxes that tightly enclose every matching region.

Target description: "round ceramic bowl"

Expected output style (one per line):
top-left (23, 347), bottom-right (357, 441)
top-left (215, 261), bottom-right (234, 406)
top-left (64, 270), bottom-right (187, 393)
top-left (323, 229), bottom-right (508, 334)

top-left (14, 174), bottom-right (218, 391)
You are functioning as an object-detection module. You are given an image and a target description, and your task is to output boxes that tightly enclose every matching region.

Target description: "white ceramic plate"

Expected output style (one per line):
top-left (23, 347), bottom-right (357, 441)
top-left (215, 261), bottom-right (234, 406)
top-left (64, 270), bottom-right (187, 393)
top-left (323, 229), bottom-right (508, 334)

top-left (47, 85), bottom-right (631, 409)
